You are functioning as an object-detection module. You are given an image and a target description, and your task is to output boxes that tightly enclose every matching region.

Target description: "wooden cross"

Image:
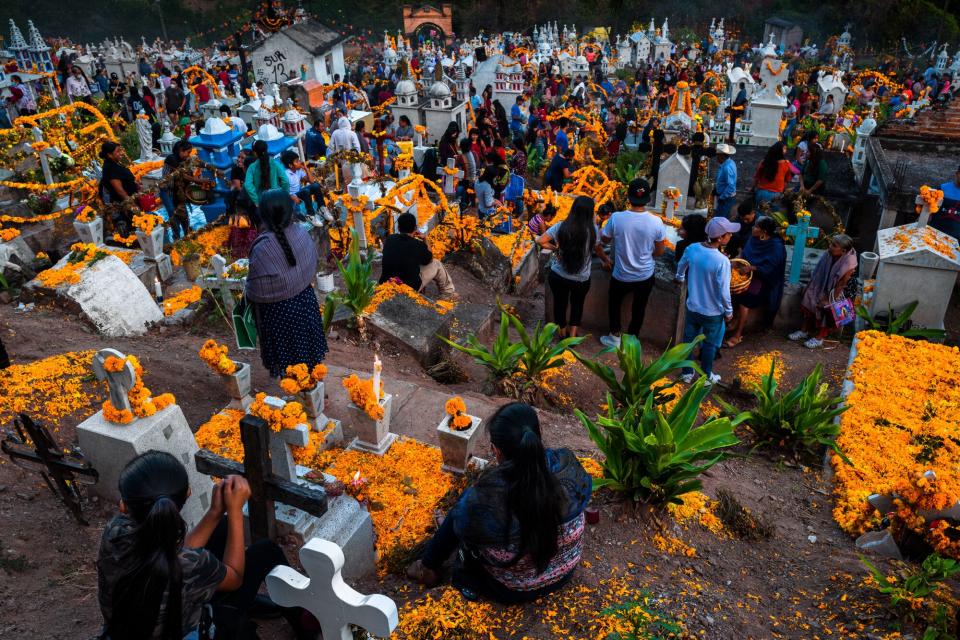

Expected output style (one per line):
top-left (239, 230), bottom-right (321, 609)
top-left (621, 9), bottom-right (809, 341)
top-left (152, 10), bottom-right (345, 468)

top-left (1, 414), bottom-right (99, 525)
top-left (786, 216), bottom-right (821, 284)
top-left (267, 538), bottom-right (399, 640)
top-left (637, 128), bottom-right (665, 189)
top-left (436, 157), bottom-right (463, 196)
top-left (92, 348), bottom-right (137, 414)
top-left (194, 414), bottom-right (328, 541)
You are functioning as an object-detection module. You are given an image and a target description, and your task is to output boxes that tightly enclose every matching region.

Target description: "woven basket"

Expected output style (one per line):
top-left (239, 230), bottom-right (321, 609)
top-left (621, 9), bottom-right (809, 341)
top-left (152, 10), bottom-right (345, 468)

top-left (730, 258), bottom-right (753, 294)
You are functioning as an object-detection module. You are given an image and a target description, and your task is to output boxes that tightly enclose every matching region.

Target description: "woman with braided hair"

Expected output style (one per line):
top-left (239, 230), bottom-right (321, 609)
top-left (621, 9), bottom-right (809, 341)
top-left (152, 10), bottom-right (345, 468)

top-left (245, 189), bottom-right (327, 377)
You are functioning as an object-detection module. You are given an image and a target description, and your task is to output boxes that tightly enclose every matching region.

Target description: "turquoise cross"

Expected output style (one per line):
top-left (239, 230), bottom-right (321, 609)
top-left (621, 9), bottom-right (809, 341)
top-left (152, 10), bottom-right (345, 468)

top-left (786, 216), bottom-right (820, 284)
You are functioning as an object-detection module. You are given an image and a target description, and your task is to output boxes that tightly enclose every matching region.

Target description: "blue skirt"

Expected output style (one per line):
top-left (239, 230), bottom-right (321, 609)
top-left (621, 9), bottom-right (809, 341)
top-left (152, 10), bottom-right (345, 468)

top-left (256, 286), bottom-right (328, 378)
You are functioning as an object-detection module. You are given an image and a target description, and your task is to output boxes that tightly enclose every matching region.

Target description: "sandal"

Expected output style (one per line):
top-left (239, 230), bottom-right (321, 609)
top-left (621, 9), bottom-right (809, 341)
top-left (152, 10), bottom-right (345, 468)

top-left (724, 336), bottom-right (743, 348)
top-left (406, 559), bottom-right (440, 587)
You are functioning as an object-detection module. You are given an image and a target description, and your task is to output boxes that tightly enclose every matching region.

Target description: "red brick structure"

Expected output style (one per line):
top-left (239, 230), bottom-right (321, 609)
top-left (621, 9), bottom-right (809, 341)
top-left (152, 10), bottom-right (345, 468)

top-left (403, 4), bottom-right (453, 43)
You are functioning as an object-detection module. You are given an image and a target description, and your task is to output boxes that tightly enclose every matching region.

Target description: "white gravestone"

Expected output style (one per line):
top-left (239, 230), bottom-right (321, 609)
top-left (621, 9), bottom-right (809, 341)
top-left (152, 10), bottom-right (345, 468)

top-left (436, 157), bottom-right (463, 196)
top-left (266, 538), bottom-right (399, 640)
top-left (77, 348), bottom-right (213, 528)
top-left (653, 153), bottom-right (691, 212)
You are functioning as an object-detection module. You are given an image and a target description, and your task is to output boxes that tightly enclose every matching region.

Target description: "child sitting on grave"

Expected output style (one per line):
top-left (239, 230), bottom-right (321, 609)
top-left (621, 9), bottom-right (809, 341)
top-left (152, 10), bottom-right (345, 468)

top-left (96, 451), bottom-right (318, 640)
top-left (406, 403), bottom-right (592, 603)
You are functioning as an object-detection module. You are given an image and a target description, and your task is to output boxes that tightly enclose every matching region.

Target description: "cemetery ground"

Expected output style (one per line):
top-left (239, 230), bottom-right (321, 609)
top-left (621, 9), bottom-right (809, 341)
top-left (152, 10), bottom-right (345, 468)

top-left (1, 260), bottom-right (958, 640)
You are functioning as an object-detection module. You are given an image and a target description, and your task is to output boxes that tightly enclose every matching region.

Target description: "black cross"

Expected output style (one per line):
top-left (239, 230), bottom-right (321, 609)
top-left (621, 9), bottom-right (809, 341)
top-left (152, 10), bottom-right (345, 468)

top-left (1, 414), bottom-right (99, 525)
top-left (637, 128), bottom-right (666, 189)
top-left (194, 415), bottom-right (328, 540)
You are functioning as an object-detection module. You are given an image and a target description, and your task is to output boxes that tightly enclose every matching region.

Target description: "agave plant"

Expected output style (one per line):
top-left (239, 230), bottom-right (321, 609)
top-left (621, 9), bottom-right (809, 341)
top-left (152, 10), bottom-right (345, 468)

top-left (504, 307), bottom-right (585, 388)
top-left (332, 230), bottom-right (376, 325)
top-left (440, 309), bottom-right (526, 393)
top-left (855, 300), bottom-right (946, 340)
top-left (721, 360), bottom-right (850, 461)
top-left (576, 379), bottom-right (740, 505)
top-left (573, 334), bottom-right (702, 414)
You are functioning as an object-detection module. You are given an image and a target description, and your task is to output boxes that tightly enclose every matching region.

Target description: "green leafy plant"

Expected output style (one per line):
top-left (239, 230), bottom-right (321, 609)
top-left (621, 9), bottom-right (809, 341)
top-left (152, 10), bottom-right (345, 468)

top-left (613, 150), bottom-right (647, 183)
top-left (861, 553), bottom-right (960, 636)
top-left (600, 593), bottom-right (685, 639)
top-left (504, 306), bottom-right (584, 387)
top-left (331, 230), bottom-right (376, 325)
top-left (440, 309), bottom-right (526, 393)
top-left (576, 379), bottom-right (739, 505)
top-left (574, 335), bottom-right (702, 414)
top-left (321, 293), bottom-right (339, 333)
top-left (720, 360), bottom-right (849, 461)
top-left (525, 143), bottom-right (547, 177)
top-left (856, 300), bottom-right (947, 340)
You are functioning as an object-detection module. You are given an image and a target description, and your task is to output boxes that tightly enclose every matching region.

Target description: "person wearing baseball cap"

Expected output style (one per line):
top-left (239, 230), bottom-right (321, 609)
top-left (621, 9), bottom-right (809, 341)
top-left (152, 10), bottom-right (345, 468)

top-left (675, 216), bottom-right (740, 385)
top-left (598, 177), bottom-right (666, 349)
top-left (713, 143), bottom-right (738, 220)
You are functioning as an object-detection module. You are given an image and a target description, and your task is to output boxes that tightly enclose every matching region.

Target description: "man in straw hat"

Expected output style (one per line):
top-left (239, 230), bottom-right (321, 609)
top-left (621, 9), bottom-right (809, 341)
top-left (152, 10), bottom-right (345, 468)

top-left (713, 142), bottom-right (738, 220)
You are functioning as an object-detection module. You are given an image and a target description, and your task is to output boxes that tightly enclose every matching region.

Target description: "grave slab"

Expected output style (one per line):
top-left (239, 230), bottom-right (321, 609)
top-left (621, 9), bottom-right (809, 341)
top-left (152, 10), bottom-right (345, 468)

top-left (449, 301), bottom-right (496, 342)
top-left (367, 294), bottom-right (452, 367)
top-left (77, 404), bottom-right (213, 528)
top-left (24, 254), bottom-right (162, 337)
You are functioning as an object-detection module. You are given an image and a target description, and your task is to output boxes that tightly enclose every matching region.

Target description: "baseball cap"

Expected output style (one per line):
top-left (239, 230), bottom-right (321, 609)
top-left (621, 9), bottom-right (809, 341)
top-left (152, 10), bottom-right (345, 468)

top-left (706, 217), bottom-right (741, 239)
top-left (627, 178), bottom-right (651, 206)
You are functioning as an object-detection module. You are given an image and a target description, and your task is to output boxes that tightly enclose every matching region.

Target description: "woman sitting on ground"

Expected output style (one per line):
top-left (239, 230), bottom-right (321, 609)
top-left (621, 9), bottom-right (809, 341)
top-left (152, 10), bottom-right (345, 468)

top-left (96, 451), bottom-right (316, 639)
top-left (725, 217), bottom-right (786, 347)
top-left (407, 402), bottom-right (591, 603)
top-left (246, 189), bottom-right (328, 377)
top-left (789, 233), bottom-right (858, 349)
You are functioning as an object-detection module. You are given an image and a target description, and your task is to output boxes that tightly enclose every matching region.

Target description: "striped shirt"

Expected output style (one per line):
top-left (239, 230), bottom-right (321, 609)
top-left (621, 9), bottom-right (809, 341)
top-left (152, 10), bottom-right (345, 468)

top-left (245, 225), bottom-right (318, 303)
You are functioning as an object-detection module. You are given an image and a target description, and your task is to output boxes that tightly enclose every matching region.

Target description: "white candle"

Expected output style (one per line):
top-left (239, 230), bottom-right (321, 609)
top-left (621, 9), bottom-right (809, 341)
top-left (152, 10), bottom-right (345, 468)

top-left (154, 278), bottom-right (162, 299)
top-left (372, 354), bottom-right (382, 400)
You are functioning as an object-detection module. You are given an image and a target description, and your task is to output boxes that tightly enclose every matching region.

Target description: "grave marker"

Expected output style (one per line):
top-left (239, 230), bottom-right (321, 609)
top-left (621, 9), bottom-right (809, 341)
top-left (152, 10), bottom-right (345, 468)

top-left (786, 215), bottom-right (821, 285)
top-left (266, 538), bottom-right (399, 640)
top-left (436, 157), bottom-right (463, 196)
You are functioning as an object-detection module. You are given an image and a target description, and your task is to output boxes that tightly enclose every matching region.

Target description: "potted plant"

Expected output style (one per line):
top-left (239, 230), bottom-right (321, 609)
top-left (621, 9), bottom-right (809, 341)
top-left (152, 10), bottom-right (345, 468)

top-left (437, 396), bottom-right (483, 474)
top-left (175, 239), bottom-right (203, 281)
top-left (73, 206), bottom-right (104, 246)
top-left (133, 213), bottom-right (166, 259)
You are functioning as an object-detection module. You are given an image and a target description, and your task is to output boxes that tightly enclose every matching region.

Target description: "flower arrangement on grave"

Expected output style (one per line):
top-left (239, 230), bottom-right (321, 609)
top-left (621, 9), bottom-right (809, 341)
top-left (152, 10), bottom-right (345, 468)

top-left (248, 392), bottom-right (307, 432)
top-left (74, 206), bottom-right (98, 223)
top-left (917, 185), bottom-right (944, 214)
top-left (198, 339), bottom-right (238, 375)
top-left (342, 374), bottom-right (384, 420)
top-left (163, 285), bottom-right (201, 316)
top-left (102, 354), bottom-right (176, 424)
top-left (364, 280), bottom-right (455, 315)
top-left (35, 242), bottom-right (131, 288)
top-left (227, 262), bottom-right (248, 279)
top-left (393, 153), bottom-right (413, 172)
top-left (444, 396), bottom-right (473, 431)
top-left (832, 331), bottom-right (960, 559)
top-left (0, 227), bottom-right (21, 242)
top-left (279, 363), bottom-right (328, 394)
top-left (133, 213), bottom-right (164, 235)
top-left (34, 251), bottom-right (48, 261)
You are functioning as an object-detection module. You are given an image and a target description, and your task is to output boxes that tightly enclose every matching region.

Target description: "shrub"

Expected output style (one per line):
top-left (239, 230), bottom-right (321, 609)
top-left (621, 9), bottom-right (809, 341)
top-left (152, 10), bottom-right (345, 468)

top-left (505, 308), bottom-right (584, 388)
top-left (721, 360), bottom-right (849, 461)
top-left (441, 309), bottom-right (526, 393)
top-left (574, 335), bottom-right (702, 415)
top-left (576, 378), bottom-right (739, 505)
top-left (861, 553), bottom-right (960, 637)
top-left (856, 300), bottom-right (947, 340)
top-left (332, 230), bottom-right (376, 325)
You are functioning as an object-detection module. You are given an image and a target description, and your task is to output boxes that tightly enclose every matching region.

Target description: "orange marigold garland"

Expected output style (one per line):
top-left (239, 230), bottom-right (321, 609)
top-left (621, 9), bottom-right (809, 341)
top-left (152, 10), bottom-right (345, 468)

top-left (342, 374), bottom-right (384, 420)
top-left (248, 392), bottom-right (307, 432)
top-left (444, 396), bottom-right (473, 430)
top-left (198, 339), bottom-right (238, 375)
top-left (163, 285), bottom-right (201, 316)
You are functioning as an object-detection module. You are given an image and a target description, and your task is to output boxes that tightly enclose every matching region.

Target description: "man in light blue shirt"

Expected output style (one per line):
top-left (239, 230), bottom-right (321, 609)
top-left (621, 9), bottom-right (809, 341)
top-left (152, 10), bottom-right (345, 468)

top-left (714, 143), bottom-right (738, 220)
top-left (675, 217), bottom-right (738, 384)
top-left (599, 178), bottom-right (665, 349)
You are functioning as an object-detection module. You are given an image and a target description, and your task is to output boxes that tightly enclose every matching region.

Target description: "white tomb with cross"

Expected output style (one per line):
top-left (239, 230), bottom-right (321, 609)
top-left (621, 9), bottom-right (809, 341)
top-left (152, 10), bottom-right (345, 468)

top-left (199, 254), bottom-right (246, 315)
top-left (436, 157), bottom-right (463, 196)
top-left (76, 348), bottom-right (214, 528)
top-left (869, 193), bottom-right (960, 331)
top-left (267, 538), bottom-right (398, 640)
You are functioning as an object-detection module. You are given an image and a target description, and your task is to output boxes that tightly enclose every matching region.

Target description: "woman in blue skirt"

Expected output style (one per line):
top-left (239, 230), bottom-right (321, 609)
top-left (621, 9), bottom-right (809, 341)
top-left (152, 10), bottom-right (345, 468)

top-left (245, 188), bottom-right (328, 377)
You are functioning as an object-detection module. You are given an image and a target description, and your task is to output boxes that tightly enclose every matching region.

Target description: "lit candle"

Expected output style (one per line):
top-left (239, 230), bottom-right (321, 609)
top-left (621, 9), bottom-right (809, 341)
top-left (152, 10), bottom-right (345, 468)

top-left (372, 354), bottom-right (382, 400)
top-left (154, 278), bottom-right (162, 300)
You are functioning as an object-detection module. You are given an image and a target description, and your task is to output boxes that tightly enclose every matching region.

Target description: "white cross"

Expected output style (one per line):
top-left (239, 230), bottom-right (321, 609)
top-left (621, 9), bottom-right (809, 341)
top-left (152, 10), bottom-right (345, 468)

top-left (92, 348), bottom-right (137, 414)
top-left (436, 157), bottom-right (464, 196)
top-left (266, 538), bottom-right (399, 640)
top-left (915, 191), bottom-right (943, 228)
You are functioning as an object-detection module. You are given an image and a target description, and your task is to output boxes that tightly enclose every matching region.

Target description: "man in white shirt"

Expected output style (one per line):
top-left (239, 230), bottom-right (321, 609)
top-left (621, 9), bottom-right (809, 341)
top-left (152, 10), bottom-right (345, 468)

top-left (599, 178), bottom-right (665, 349)
top-left (675, 217), bottom-right (738, 384)
top-left (65, 66), bottom-right (92, 103)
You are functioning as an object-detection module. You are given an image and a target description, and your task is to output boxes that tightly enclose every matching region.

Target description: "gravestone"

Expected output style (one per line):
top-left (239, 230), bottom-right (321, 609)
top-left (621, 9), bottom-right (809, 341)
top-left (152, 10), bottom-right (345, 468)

top-left (785, 216), bottom-right (821, 284)
top-left (436, 157), bottom-right (463, 196)
top-left (77, 348), bottom-right (213, 528)
top-left (367, 294), bottom-right (453, 366)
top-left (870, 196), bottom-right (960, 330)
top-left (653, 153), bottom-right (691, 213)
top-left (267, 538), bottom-right (398, 640)
top-left (25, 254), bottom-right (162, 336)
